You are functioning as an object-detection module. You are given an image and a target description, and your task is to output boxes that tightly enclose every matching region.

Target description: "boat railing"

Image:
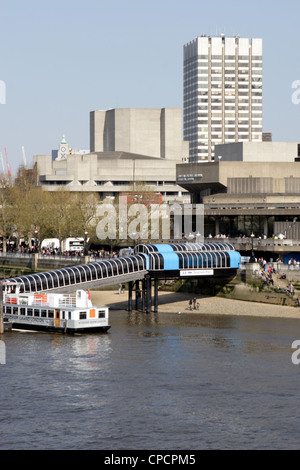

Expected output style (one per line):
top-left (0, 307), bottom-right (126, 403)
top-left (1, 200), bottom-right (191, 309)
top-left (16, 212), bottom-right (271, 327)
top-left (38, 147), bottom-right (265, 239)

top-left (58, 295), bottom-right (77, 307)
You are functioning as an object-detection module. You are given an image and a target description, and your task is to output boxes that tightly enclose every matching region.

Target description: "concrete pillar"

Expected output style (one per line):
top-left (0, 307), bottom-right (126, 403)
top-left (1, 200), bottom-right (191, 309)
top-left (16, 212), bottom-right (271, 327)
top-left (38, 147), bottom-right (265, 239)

top-left (264, 217), bottom-right (268, 237)
top-left (135, 281), bottom-right (139, 310)
top-left (153, 278), bottom-right (158, 313)
top-left (146, 276), bottom-right (151, 314)
top-left (128, 281), bottom-right (133, 311)
top-left (215, 217), bottom-right (220, 236)
top-left (31, 253), bottom-right (39, 271)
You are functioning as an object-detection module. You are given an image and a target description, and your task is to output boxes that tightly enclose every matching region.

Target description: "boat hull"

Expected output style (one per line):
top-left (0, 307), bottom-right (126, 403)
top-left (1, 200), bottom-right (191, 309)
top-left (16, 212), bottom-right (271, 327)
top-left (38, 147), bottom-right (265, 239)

top-left (6, 321), bottom-right (111, 335)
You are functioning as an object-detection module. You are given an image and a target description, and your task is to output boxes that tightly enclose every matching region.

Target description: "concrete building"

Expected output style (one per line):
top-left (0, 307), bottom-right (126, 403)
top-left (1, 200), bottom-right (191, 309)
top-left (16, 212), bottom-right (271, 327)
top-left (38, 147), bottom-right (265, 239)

top-left (90, 108), bottom-right (187, 159)
top-left (176, 142), bottom-right (300, 238)
top-left (183, 35), bottom-right (263, 162)
top-left (214, 141), bottom-right (300, 163)
top-left (33, 108), bottom-right (190, 203)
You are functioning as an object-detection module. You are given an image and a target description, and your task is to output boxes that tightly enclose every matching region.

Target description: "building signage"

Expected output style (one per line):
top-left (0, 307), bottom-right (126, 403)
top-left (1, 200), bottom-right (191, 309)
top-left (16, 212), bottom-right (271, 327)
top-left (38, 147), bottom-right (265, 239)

top-left (180, 269), bottom-right (214, 277)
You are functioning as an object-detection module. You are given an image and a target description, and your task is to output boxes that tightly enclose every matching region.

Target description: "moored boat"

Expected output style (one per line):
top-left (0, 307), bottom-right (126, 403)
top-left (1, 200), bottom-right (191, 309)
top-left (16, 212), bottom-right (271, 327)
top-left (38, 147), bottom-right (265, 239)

top-left (2, 281), bottom-right (110, 334)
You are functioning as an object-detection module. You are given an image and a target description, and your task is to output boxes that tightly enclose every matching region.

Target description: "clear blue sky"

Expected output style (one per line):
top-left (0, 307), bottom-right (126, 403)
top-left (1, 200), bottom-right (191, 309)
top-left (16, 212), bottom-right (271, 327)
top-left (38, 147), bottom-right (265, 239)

top-left (0, 0), bottom-right (299, 174)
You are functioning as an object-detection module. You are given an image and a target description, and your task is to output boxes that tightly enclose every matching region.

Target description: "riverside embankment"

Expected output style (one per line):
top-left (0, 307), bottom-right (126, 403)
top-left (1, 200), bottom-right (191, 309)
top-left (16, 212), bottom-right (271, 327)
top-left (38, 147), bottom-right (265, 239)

top-left (1, 254), bottom-right (300, 317)
top-left (156, 263), bottom-right (300, 308)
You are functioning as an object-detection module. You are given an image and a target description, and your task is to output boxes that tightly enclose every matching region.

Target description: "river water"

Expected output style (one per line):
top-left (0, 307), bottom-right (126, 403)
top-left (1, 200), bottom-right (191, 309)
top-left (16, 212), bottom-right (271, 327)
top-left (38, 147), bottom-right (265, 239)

top-left (1, 308), bottom-right (300, 450)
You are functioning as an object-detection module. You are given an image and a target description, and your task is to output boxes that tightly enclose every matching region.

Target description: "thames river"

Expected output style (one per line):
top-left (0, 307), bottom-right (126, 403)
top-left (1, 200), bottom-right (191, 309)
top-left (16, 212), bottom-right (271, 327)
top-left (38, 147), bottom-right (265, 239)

top-left (1, 308), bottom-right (300, 450)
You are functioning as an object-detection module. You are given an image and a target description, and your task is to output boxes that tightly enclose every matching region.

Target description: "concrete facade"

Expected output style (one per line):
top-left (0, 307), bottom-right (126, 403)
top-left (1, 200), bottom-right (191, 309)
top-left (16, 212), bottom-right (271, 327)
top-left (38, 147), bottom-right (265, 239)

top-left (34, 109), bottom-right (190, 203)
top-left (90, 108), bottom-right (188, 160)
top-left (215, 141), bottom-right (300, 163)
top-left (176, 141), bottom-right (300, 238)
top-left (177, 160), bottom-right (300, 199)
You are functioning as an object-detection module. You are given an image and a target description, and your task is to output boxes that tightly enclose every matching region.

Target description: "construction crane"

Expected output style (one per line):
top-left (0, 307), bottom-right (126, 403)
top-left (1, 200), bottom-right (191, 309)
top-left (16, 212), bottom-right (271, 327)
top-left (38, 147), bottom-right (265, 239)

top-left (4, 148), bottom-right (11, 177)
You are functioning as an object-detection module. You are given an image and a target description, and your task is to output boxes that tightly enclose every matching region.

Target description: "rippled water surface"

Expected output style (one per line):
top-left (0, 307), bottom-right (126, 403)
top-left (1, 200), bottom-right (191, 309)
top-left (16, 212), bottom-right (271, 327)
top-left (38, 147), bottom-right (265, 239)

top-left (1, 309), bottom-right (300, 450)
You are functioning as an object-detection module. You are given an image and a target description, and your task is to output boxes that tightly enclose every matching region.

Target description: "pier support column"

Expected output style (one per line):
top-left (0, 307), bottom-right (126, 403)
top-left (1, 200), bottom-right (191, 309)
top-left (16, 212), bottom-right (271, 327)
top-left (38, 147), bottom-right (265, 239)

top-left (135, 281), bottom-right (140, 310)
top-left (142, 279), bottom-right (146, 312)
top-left (128, 281), bottom-right (133, 311)
top-left (145, 276), bottom-right (151, 314)
top-left (153, 278), bottom-right (158, 313)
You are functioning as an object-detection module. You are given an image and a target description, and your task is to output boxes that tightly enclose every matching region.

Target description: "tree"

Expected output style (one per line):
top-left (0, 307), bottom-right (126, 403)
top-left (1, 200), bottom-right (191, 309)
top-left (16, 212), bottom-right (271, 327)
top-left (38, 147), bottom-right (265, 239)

top-left (0, 176), bottom-right (15, 253)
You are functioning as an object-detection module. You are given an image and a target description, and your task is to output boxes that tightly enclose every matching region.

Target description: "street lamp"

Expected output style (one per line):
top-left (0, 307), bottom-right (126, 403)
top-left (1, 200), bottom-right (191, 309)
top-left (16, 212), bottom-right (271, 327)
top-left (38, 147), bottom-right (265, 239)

top-left (84, 231), bottom-right (88, 256)
top-left (34, 229), bottom-right (39, 253)
top-left (250, 232), bottom-right (255, 263)
top-left (131, 232), bottom-right (137, 251)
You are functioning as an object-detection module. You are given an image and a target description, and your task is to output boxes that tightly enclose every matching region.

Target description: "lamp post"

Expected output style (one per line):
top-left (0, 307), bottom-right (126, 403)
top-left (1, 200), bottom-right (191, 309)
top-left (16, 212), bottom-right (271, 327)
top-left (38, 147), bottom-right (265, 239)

top-left (84, 231), bottom-right (88, 256)
top-left (131, 232), bottom-right (137, 252)
top-left (250, 232), bottom-right (255, 263)
top-left (34, 229), bottom-right (39, 253)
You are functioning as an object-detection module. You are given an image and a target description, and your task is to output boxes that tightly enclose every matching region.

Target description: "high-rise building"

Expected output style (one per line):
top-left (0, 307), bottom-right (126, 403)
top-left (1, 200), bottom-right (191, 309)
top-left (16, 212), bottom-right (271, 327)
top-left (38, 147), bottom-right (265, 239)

top-left (183, 35), bottom-right (263, 162)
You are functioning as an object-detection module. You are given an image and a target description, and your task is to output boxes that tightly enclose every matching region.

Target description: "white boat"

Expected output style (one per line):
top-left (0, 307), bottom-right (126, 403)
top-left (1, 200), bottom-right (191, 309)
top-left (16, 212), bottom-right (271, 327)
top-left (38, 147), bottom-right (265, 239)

top-left (2, 281), bottom-right (110, 334)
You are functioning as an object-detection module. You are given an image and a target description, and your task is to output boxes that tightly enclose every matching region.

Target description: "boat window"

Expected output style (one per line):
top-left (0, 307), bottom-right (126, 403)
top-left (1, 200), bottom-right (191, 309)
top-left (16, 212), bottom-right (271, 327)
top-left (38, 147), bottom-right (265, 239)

top-left (20, 308), bottom-right (26, 316)
top-left (27, 309), bottom-right (33, 316)
top-left (98, 310), bottom-right (106, 318)
top-left (13, 307), bottom-right (18, 315)
top-left (68, 312), bottom-right (71, 320)
top-left (79, 311), bottom-right (87, 320)
top-left (6, 306), bottom-right (11, 314)
top-left (48, 310), bottom-right (54, 318)
top-left (41, 310), bottom-right (47, 318)
top-left (34, 309), bottom-right (40, 317)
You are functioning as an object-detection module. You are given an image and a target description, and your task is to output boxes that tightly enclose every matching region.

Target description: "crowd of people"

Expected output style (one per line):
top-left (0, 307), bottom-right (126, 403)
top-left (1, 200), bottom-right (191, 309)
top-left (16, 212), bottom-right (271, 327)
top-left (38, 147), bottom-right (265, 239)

top-left (256, 257), bottom-right (299, 301)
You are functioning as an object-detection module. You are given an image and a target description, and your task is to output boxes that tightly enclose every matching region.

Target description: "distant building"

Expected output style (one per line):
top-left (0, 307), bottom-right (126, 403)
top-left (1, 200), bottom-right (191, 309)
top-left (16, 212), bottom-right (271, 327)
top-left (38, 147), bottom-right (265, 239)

top-left (183, 35), bottom-right (263, 162)
top-left (176, 141), bottom-right (300, 238)
top-left (33, 109), bottom-right (190, 203)
top-left (90, 108), bottom-right (188, 159)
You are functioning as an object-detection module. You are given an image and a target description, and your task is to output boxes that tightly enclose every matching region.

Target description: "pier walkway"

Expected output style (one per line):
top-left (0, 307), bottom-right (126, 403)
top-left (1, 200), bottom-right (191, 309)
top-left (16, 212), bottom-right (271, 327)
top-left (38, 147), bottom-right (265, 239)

top-left (2, 242), bottom-right (241, 313)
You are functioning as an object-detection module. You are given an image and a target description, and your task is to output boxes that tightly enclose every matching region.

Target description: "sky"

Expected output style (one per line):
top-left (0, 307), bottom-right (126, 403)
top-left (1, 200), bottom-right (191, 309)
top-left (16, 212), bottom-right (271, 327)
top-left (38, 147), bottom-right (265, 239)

top-left (0, 0), bottom-right (299, 174)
